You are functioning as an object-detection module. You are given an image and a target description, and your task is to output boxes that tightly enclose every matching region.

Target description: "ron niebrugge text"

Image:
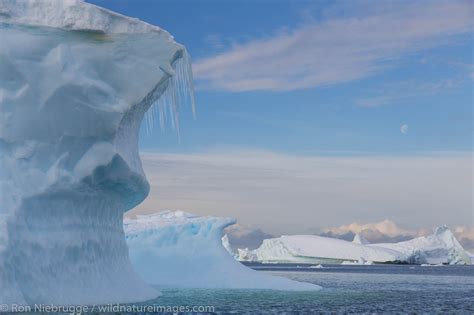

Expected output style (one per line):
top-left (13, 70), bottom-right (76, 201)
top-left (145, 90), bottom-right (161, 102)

top-left (3, 303), bottom-right (216, 313)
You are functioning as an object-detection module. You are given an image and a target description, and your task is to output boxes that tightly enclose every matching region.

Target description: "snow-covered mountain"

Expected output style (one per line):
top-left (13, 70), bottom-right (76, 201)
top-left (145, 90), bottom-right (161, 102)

top-left (125, 211), bottom-right (320, 290)
top-left (238, 226), bottom-right (472, 265)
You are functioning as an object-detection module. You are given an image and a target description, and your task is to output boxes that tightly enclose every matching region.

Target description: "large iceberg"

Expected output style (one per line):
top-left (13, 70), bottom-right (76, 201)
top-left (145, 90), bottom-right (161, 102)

top-left (0, 0), bottom-right (194, 305)
top-left (124, 211), bottom-right (320, 290)
top-left (239, 226), bottom-right (472, 265)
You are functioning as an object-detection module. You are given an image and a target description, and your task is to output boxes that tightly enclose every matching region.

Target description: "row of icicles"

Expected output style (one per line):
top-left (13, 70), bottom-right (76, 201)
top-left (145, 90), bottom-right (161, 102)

top-left (144, 50), bottom-right (196, 138)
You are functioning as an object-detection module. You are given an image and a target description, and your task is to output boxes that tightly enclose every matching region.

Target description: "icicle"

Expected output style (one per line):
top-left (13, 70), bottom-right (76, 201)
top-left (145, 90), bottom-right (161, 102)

top-left (144, 50), bottom-right (196, 136)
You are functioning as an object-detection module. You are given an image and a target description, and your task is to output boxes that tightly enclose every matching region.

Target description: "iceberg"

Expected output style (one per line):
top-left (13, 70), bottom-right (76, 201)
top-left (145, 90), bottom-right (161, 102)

top-left (373, 226), bottom-right (472, 265)
top-left (239, 234), bottom-right (401, 264)
top-left (124, 211), bottom-right (320, 290)
top-left (0, 0), bottom-right (194, 306)
top-left (240, 226), bottom-right (472, 265)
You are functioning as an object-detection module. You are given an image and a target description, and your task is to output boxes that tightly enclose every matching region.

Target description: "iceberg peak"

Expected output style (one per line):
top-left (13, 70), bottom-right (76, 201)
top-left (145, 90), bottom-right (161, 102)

top-left (434, 225), bottom-right (452, 238)
top-left (352, 233), bottom-right (370, 245)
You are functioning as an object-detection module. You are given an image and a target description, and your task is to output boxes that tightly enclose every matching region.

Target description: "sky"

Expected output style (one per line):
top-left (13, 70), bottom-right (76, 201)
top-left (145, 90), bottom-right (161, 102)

top-left (87, 0), bottom-right (473, 235)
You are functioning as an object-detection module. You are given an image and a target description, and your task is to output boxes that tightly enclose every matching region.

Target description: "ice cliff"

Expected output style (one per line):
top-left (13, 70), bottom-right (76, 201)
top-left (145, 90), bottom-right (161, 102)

top-left (0, 0), bottom-right (193, 306)
top-left (239, 226), bottom-right (472, 265)
top-left (125, 211), bottom-right (320, 290)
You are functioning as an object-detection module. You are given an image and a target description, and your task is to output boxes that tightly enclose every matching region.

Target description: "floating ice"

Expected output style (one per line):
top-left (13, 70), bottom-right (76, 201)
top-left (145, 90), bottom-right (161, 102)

top-left (374, 225), bottom-right (472, 265)
top-left (239, 234), bottom-right (401, 264)
top-left (309, 264), bottom-right (324, 269)
top-left (239, 226), bottom-right (472, 265)
top-left (0, 0), bottom-right (193, 306)
top-left (125, 211), bottom-right (321, 290)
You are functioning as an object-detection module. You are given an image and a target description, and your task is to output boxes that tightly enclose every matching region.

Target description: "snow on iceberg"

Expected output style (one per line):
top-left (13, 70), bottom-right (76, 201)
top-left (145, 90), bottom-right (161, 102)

top-left (0, 0), bottom-right (193, 306)
top-left (240, 226), bottom-right (472, 265)
top-left (124, 211), bottom-right (321, 291)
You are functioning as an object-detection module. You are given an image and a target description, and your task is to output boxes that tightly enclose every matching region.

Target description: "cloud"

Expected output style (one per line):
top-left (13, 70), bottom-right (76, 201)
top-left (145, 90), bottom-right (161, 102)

top-left (193, 0), bottom-right (473, 92)
top-left (322, 219), bottom-right (415, 238)
top-left (454, 226), bottom-right (474, 251)
top-left (203, 34), bottom-right (225, 50)
top-left (224, 224), bottom-right (274, 250)
top-left (355, 77), bottom-right (467, 107)
top-left (322, 220), bottom-right (474, 251)
top-left (130, 150), bottom-right (472, 236)
top-left (400, 124), bottom-right (409, 135)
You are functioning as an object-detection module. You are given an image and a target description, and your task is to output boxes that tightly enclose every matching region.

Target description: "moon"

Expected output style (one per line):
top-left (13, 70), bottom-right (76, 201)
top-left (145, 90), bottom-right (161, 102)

top-left (400, 124), bottom-right (408, 135)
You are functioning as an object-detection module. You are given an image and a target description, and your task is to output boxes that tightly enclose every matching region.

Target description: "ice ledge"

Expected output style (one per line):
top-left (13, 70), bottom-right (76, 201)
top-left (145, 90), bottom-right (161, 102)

top-left (0, 0), bottom-right (167, 35)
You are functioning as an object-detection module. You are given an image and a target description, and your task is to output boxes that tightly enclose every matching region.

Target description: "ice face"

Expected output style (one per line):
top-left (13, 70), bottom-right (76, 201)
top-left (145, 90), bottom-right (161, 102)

top-left (0, 0), bottom-right (191, 306)
top-left (125, 211), bottom-right (321, 290)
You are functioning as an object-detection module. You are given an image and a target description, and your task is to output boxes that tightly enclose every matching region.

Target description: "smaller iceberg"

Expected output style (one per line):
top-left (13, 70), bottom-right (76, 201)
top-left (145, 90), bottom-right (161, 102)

top-left (341, 258), bottom-right (373, 265)
top-left (124, 211), bottom-right (320, 290)
top-left (374, 226), bottom-right (472, 265)
top-left (309, 264), bottom-right (324, 269)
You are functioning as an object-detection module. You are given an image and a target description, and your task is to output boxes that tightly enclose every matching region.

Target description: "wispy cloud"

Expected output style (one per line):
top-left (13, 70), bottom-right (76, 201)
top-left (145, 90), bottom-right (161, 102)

top-left (193, 0), bottom-right (473, 92)
top-left (322, 220), bottom-right (416, 238)
top-left (355, 77), bottom-right (467, 107)
top-left (203, 34), bottom-right (226, 50)
top-left (130, 150), bottom-right (472, 235)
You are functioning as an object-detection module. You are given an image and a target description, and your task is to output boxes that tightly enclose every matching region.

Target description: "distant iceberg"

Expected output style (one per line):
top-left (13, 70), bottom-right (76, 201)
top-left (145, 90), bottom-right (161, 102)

top-left (238, 234), bottom-right (400, 264)
top-left (125, 211), bottom-right (320, 291)
top-left (373, 226), bottom-right (472, 265)
top-left (239, 226), bottom-right (472, 265)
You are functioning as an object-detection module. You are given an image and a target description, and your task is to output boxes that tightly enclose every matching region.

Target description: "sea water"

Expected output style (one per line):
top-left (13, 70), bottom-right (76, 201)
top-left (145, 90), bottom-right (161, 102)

top-left (142, 264), bottom-right (474, 313)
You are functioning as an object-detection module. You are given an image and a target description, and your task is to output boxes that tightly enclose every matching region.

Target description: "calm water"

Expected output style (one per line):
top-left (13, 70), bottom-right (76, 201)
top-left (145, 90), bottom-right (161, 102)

top-left (145, 264), bottom-right (474, 314)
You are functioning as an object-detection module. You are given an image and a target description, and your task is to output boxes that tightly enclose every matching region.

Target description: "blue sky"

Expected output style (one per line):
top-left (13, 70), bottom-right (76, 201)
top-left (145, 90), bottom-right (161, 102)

top-left (88, 0), bottom-right (472, 155)
top-left (87, 0), bottom-right (473, 234)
